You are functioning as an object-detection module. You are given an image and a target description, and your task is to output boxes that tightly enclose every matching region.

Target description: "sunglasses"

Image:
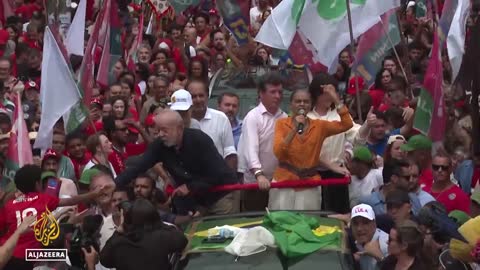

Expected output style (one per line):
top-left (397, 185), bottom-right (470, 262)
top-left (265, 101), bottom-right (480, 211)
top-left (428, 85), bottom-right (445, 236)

top-left (116, 127), bottom-right (128, 132)
top-left (432, 164), bottom-right (450, 171)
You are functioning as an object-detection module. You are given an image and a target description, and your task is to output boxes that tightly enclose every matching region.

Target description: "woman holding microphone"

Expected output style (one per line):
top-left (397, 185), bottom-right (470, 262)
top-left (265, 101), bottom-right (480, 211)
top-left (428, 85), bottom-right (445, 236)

top-left (270, 82), bottom-right (353, 210)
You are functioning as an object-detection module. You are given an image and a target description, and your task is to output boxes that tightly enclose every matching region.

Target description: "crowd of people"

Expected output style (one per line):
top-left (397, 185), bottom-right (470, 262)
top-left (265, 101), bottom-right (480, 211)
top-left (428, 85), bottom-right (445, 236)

top-left (0, 0), bottom-right (479, 269)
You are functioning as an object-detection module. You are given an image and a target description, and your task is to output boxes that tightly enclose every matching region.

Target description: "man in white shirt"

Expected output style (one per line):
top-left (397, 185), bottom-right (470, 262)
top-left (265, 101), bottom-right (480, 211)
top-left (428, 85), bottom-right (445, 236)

top-left (349, 146), bottom-right (383, 207)
top-left (187, 79), bottom-right (237, 171)
top-left (237, 73), bottom-right (287, 211)
top-left (350, 204), bottom-right (389, 270)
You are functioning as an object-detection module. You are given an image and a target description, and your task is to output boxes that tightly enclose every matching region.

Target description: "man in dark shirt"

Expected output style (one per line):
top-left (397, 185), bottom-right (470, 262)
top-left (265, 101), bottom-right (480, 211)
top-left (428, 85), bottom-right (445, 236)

top-left (115, 109), bottom-right (239, 215)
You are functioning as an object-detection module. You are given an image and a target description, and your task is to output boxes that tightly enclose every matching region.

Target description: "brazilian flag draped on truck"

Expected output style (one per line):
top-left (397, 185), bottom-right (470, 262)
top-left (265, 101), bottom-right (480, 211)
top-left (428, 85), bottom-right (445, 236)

top-left (263, 211), bottom-right (342, 258)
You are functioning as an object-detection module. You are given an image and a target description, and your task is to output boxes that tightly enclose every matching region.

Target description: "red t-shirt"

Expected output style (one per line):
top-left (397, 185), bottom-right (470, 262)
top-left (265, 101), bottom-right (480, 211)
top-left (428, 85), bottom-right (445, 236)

top-left (424, 184), bottom-right (471, 214)
top-left (19, 34), bottom-right (42, 50)
top-left (85, 120), bottom-right (104, 136)
top-left (108, 148), bottom-right (127, 174)
top-left (472, 166), bottom-right (480, 189)
top-left (126, 142), bottom-right (147, 156)
top-left (378, 100), bottom-right (409, 113)
top-left (70, 152), bottom-right (92, 180)
top-left (419, 168), bottom-right (434, 191)
top-left (0, 193), bottom-right (59, 258)
top-left (368, 89), bottom-right (384, 110)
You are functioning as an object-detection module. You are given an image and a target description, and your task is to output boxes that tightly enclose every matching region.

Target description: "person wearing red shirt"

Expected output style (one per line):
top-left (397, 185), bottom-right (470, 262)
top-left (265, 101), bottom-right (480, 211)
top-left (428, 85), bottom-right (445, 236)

top-left (104, 117), bottom-right (128, 175)
top-left (0, 165), bottom-right (104, 270)
top-left (66, 132), bottom-right (92, 180)
top-left (424, 155), bottom-right (471, 214)
top-left (194, 13), bottom-right (211, 45)
top-left (401, 134), bottom-right (434, 190)
top-left (377, 76), bottom-right (409, 112)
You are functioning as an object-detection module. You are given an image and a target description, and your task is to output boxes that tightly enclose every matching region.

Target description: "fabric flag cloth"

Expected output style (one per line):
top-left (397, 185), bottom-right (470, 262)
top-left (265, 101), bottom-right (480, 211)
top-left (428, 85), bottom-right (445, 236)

top-left (255, 0), bottom-right (400, 72)
top-left (34, 27), bottom-right (82, 150)
top-left (262, 211), bottom-right (342, 258)
top-left (1, 92), bottom-right (33, 193)
top-left (77, 0), bottom-right (108, 107)
top-left (126, 13), bottom-right (144, 71)
top-left (352, 9), bottom-right (401, 87)
top-left (0, 0), bottom-right (15, 26)
top-left (421, 28), bottom-right (445, 142)
top-left (65, 0), bottom-right (87, 56)
top-left (446, 0), bottom-right (470, 81)
top-left (217, 0), bottom-right (250, 45)
top-left (288, 32), bottom-right (327, 73)
top-left (96, 0), bottom-right (123, 88)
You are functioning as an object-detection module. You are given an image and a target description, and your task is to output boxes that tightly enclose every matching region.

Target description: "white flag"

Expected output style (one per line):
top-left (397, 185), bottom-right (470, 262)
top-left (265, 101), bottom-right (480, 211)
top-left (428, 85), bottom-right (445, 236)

top-left (447, 0), bottom-right (470, 81)
top-left (65, 0), bottom-right (86, 56)
top-left (256, 0), bottom-right (400, 72)
top-left (34, 27), bottom-right (82, 150)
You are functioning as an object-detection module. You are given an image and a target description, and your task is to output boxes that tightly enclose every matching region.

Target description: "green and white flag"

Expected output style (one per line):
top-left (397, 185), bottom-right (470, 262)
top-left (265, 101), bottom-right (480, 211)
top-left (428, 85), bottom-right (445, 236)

top-left (34, 27), bottom-right (83, 150)
top-left (255, 0), bottom-right (400, 72)
top-left (413, 88), bottom-right (434, 135)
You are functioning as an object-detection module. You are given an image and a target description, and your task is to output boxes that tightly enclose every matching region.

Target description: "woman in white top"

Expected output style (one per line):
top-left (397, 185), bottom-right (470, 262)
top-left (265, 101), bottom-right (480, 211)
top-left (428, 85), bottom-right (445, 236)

top-left (83, 132), bottom-right (117, 178)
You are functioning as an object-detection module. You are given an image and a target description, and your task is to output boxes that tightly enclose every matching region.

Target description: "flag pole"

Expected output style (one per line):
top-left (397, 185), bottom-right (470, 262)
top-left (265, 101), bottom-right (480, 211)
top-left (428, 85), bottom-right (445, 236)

top-left (345, 0), bottom-right (363, 123)
top-left (378, 19), bottom-right (412, 98)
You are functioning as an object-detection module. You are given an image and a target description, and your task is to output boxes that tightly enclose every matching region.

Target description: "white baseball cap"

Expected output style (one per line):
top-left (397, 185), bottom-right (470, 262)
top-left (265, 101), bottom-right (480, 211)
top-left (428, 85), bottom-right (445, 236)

top-left (351, 204), bottom-right (375, 221)
top-left (169, 89), bottom-right (193, 111)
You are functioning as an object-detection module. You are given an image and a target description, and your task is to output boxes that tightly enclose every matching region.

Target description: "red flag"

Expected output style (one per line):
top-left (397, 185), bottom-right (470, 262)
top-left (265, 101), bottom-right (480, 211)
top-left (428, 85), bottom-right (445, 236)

top-left (97, 0), bottom-right (122, 88)
top-left (2, 92), bottom-right (33, 192)
top-left (126, 13), bottom-right (144, 72)
top-left (423, 28), bottom-right (446, 142)
top-left (289, 32), bottom-right (326, 73)
top-left (78, 0), bottom-right (108, 105)
top-left (0, 0), bottom-right (14, 26)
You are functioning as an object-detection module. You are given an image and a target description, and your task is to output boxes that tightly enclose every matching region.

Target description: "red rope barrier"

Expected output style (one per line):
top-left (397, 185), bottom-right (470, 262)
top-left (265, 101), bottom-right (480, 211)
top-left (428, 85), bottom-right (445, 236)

top-left (165, 177), bottom-right (350, 195)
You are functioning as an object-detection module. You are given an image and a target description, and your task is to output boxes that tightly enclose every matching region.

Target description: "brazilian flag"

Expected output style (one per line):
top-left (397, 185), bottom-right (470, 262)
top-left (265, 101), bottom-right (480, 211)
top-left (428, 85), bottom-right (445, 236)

top-left (263, 211), bottom-right (342, 258)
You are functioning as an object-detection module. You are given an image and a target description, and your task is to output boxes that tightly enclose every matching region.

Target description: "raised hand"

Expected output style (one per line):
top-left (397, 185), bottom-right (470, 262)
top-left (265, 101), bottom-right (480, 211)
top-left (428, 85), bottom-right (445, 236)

top-left (366, 106), bottom-right (377, 127)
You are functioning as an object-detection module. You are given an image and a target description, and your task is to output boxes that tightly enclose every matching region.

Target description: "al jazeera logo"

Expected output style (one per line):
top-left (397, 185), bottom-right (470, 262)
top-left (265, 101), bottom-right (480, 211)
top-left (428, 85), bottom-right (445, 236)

top-left (25, 207), bottom-right (68, 261)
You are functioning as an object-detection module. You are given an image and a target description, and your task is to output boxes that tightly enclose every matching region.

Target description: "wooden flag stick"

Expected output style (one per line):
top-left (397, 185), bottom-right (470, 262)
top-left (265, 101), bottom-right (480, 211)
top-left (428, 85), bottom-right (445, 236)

top-left (378, 19), bottom-right (413, 99)
top-left (346, 0), bottom-right (363, 123)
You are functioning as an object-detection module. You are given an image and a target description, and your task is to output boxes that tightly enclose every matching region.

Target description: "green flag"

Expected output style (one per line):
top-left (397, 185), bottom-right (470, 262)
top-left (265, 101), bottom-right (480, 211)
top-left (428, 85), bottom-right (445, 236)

top-left (262, 212), bottom-right (342, 258)
top-left (413, 88), bottom-right (434, 135)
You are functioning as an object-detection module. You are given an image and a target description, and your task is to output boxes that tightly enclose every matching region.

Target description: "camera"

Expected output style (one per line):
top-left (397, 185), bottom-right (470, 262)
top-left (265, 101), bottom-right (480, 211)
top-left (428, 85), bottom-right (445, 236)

top-left (68, 215), bottom-right (103, 269)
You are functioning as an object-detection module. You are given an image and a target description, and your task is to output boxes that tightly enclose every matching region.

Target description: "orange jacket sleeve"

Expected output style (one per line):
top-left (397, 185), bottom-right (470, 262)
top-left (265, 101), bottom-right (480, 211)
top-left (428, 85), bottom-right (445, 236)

top-left (322, 106), bottom-right (354, 138)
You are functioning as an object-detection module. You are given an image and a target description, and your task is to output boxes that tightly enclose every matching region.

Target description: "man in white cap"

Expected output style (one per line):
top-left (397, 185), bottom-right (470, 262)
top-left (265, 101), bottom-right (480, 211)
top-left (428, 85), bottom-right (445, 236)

top-left (169, 89), bottom-right (201, 129)
top-left (350, 203), bottom-right (389, 270)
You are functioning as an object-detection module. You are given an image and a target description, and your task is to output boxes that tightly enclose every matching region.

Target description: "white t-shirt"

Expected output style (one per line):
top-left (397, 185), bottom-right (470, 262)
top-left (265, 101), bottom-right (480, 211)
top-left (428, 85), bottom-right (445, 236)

top-left (349, 168), bottom-right (383, 207)
top-left (83, 160), bottom-right (117, 178)
top-left (197, 108), bottom-right (237, 158)
top-left (356, 228), bottom-right (389, 270)
top-left (249, 6), bottom-right (272, 30)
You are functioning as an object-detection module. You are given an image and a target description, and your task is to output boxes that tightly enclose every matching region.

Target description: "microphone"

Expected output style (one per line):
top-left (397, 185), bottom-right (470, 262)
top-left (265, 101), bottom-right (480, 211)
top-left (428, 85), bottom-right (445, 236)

top-left (297, 109), bottom-right (306, 134)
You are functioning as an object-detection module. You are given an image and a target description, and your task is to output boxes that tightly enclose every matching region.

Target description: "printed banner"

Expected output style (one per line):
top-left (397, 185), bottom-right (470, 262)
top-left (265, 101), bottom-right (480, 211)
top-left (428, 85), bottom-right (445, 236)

top-left (352, 11), bottom-right (401, 87)
top-left (438, 0), bottom-right (457, 46)
top-left (217, 0), bottom-right (249, 45)
top-left (413, 88), bottom-right (434, 135)
top-left (170, 0), bottom-right (201, 14)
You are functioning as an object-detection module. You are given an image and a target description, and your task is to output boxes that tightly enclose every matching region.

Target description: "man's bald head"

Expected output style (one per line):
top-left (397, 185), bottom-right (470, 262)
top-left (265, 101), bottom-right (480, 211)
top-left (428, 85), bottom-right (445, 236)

top-left (184, 28), bottom-right (197, 46)
top-left (155, 110), bottom-right (184, 147)
top-left (155, 109), bottom-right (184, 127)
